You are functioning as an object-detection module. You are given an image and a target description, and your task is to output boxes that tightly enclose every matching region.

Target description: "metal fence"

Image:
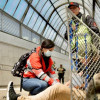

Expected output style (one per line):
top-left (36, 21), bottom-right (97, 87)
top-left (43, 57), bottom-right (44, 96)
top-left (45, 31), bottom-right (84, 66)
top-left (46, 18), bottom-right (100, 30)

top-left (66, 7), bottom-right (100, 100)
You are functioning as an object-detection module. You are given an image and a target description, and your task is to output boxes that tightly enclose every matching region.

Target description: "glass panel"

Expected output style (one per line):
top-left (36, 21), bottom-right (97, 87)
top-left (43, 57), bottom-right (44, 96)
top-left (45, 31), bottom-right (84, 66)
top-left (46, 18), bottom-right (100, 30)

top-left (60, 13), bottom-right (67, 20)
top-left (2, 14), bottom-right (20, 36)
top-left (58, 9), bottom-right (66, 15)
top-left (45, 26), bottom-right (52, 38)
top-left (51, 0), bottom-right (57, 3)
top-left (36, 0), bottom-right (47, 12)
top-left (84, 0), bottom-right (92, 15)
top-left (61, 41), bottom-right (67, 50)
top-left (59, 24), bottom-right (64, 34)
top-left (56, 21), bottom-right (63, 31)
top-left (59, 37), bottom-right (63, 47)
top-left (4, 0), bottom-right (20, 15)
top-left (43, 25), bottom-right (49, 37)
top-left (48, 30), bottom-right (56, 41)
top-left (22, 26), bottom-right (31, 41)
top-left (60, 13), bottom-right (66, 19)
top-left (54, 35), bottom-right (63, 47)
top-left (0, 12), bottom-right (1, 30)
top-left (14, 0), bottom-right (28, 20)
top-left (23, 7), bottom-right (34, 25)
top-left (2, 15), bottom-right (20, 37)
top-left (55, 37), bottom-right (59, 46)
top-left (60, 26), bottom-right (66, 37)
top-left (62, 30), bottom-right (66, 37)
top-left (61, 49), bottom-right (65, 54)
top-left (44, 6), bottom-right (54, 20)
top-left (49, 11), bottom-right (57, 23)
top-left (51, 15), bottom-right (59, 26)
top-left (57, 6), bottom-right (65, 12)
top-left (85, 9), bottom-right (90, 16)
top-left (32, 32), bottom-right (40, 44)
top-left (94, 4), bottom-right (100, 27)
top-left (33, 16), bottom-right (42, 32)
top-left (0, 0), bottom-right (7, 9)
top-left (38, 20), bottom-right (46, 34)
top-left (62, 17), bottom-right (67, 22)
top-left (28, 11), bottom-right (38, 29)
top-left (54, 46), bottom-right (61, 52)
top-left (41, 1), bottom-right (51, 16)
top-left (53, 18), bottom-right (61, 29)
top-left (32, 0), bottom-right (39, 7)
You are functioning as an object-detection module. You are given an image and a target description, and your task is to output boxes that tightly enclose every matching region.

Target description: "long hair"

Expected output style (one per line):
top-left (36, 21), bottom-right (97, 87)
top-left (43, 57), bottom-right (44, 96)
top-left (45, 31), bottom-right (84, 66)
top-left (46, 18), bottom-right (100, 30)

top-left (39, 39), bottom-right (55, 56)
top-left (41, 39), bottom-right (55, 49)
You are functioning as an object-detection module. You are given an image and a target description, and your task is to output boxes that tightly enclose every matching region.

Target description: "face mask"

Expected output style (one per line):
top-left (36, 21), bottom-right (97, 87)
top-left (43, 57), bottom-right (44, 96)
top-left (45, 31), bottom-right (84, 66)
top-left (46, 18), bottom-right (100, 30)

top-left (44, 50), bottom-right (52, 57)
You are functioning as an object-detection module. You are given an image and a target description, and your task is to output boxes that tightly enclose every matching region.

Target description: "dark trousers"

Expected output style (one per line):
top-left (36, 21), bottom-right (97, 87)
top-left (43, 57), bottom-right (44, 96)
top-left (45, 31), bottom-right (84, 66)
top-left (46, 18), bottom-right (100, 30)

top-left (58, 73), bottom-right (64, 84)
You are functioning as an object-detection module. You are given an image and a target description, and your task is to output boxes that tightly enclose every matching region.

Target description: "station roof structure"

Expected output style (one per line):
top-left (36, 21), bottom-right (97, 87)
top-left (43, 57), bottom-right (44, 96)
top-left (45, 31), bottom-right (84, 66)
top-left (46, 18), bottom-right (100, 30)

top-left (0, 0), bottom-right (100, 54)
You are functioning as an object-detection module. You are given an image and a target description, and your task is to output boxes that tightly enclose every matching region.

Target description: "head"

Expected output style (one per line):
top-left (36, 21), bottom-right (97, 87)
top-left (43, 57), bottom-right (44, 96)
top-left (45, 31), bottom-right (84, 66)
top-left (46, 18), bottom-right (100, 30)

top-left (86, 73), bottom-right (100, 100)
top-left (41, 39), bottom-right (55, 57)
top-left (60, 64), bottom-right (63, 68)
top-left (68, 2), bottom-right (80, 15)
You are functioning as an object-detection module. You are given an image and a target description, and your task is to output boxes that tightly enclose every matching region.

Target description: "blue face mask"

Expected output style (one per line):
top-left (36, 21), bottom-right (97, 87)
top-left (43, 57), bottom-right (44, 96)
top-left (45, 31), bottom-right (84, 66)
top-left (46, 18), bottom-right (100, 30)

top-left (44, 50), bottom-right (52, 57)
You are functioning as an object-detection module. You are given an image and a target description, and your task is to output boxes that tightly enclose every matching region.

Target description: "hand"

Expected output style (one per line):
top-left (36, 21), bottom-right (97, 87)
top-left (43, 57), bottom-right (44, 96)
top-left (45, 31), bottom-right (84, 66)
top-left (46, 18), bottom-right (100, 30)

top-left (72, 25), bottom-right (76, 31)
top-left (78, 71), bottom-right (83, 76)
top-left (64, 80), bottom-right (70, 86)
top-left (56, 79), bottom-right (60, 82)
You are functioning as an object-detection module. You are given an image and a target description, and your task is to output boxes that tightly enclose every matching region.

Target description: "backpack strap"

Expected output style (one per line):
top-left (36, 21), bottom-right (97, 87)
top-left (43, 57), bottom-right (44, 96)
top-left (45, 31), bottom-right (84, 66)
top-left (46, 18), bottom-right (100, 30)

top-left (20, 72), bottom-right (24, 92)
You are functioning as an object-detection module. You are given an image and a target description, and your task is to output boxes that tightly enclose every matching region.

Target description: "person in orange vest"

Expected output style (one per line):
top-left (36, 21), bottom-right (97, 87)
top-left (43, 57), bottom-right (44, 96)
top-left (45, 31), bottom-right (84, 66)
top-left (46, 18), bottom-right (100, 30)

top-left (22, 39), bottom-right (59, 95)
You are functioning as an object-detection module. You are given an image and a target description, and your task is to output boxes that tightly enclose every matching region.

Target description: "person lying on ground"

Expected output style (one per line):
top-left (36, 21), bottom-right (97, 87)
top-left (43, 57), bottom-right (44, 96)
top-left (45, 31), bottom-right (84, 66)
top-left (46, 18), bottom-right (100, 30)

top-left (7, 81), bottom-right (79, 100)
top-left (7, 73), bottom-right (100, 100)
top-left (7, 72), bottom-right (85, 100)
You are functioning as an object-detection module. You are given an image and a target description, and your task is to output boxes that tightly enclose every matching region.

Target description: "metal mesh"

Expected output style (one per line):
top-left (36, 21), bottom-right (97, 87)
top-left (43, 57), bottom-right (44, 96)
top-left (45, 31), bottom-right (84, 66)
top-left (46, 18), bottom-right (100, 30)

top-left (66, 7), bottom-right (100, 100)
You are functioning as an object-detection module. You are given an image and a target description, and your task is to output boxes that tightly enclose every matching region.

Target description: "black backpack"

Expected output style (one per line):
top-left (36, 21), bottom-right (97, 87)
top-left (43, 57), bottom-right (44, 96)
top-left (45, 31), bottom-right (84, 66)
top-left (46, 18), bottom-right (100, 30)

top-left (11, 48), bottom-right (36, 77)
top-left (11, 48), bottom-right (36, 92)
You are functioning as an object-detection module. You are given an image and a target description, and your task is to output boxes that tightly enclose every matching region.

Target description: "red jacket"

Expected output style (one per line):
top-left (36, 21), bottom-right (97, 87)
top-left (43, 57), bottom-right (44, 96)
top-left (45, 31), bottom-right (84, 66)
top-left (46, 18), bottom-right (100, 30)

top-left (23, 47), bottom-right (59, 85)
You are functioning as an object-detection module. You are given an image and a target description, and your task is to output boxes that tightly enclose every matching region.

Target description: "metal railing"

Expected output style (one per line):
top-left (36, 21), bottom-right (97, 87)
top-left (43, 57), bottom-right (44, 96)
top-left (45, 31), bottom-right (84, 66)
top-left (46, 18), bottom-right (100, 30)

top-left (66, 7), bottom-right (100, 100)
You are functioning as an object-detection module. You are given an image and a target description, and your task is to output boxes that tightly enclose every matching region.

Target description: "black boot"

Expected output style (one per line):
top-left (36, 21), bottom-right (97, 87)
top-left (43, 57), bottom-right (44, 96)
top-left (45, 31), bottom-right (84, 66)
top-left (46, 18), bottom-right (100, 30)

top-left (7, 81), bottom-right (20, 100)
